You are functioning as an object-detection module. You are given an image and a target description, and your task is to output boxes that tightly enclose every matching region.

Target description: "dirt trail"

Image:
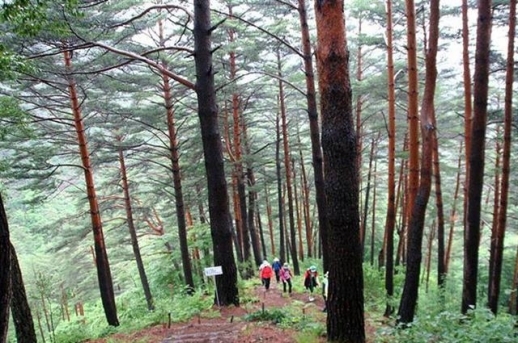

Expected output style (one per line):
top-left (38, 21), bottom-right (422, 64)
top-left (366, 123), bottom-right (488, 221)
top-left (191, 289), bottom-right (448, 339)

top-left (161, 282), bottom-right (327, 343)
top-left (85, 282), bottom-right (328, 343)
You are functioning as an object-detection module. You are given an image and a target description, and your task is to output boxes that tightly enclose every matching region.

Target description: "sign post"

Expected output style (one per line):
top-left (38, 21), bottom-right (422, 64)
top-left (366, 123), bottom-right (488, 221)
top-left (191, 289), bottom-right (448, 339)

top-left (204, 266), bottom-right (223, 306)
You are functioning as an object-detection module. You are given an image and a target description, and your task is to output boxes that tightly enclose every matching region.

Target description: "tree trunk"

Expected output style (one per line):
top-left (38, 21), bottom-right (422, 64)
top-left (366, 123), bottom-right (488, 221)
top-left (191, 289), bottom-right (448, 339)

top-left (488, 135), bottom-right (501, 308)
top-left (424, 223), bottom-right (435, 293)
top-left (292, 157), bottom-right (305, 261)
top-left (356, 14), bottom-right (365, 250)
top-left (361, 138), bottom-right (376, 255)
top-left (297, 0), bottom-right (329, 271)
top-left (297, 134), bottom-right (313, 258)
top-left (315, 1), bottom-right (365, 341)
top-left (383, 0), bottom-right (396, 317)
top-left (10, 243), bottom-right (37, 342)
top-left (509, 245), bottom-right (518, 314)
top-left (64, 49), bottom-right (119, 326)
top-left (264, 183), bottom-right (275, 257)
top-left (397, 0), bottom-right (439, 324)
top-left (193, 0), bottom-right (239, 306)
top-left (275, 106), bottom-right (286, 263)
top-left (228, 6), bottom-right (251, 275)
top-left (117, 141), bottom-right (155, 309)
top-left (158, 17), bottom-right (195, 292)
top-left (462, 0), bottom-right (473, 225)
top-left (405, 0), bottom-right (420, 245)
top-left (242, 117), bottom-right (263, 266)
top-left (462, 0), bottom-right (492, 314)
top-left (370, 151), bottom-right (378, 267)
top-left (277, 49), bottom-right (300, 275)
top-left (0, 193), bottom-right (11, 342)
top-left (432, 129), bottom-right (446, 287)
top-left (488, 0), bottom-right (515, 314)
top-left (445, 143), bottom-right (462, 274)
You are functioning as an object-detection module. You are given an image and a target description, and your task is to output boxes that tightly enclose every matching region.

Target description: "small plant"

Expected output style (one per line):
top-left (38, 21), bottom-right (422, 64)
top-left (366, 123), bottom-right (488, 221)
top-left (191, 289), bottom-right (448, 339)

top-left (244, 308), bottom-right (287, 324)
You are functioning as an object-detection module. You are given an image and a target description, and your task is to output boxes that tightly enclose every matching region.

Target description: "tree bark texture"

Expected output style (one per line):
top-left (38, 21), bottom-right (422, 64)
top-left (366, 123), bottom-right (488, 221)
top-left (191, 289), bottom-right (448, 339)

top-left (64, 49), bottom-right (119, 326)
top-left (445, 143), bottom-right (462, 274)
top-left (462, 0), bottom-right (492, 314)
top-left (242, 117), bottom-right (263, 266)
top-left (432, 129), bottom-right (446, 287)
top-left (10, 243), bottom-right (37, 342)
top-left (193, 0), bottom-right (239, 306)
top-left (462, 0), bottom-right (473, 223)
top-left (0, 193), bottom-right (12, 343)
top-left (277, 50), bottom-right (300, 275)
top-left (297, 0), bottom-right (328, 270)
top-left (383, 0), bottom-right (397, 318)
top-left (158, 17), bottom-right (195, 292)
top-left (405, 0), bottom-right (420, 242)
top-left (397, 0), bottom-right (439, 324)
top-left (117, 142), bottom-right (155, 309)
top-left (315, 1), bottom-right (365, 341)
top-left (488, 0), bottom-right (515, 314)
top-left (275, 108), bottom-right (286, 263)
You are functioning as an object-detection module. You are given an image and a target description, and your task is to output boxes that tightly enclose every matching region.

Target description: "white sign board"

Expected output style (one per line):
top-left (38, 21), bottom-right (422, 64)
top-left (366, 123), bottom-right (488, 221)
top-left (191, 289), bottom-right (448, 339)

top-left (204, 266), bottom-right (223, 277)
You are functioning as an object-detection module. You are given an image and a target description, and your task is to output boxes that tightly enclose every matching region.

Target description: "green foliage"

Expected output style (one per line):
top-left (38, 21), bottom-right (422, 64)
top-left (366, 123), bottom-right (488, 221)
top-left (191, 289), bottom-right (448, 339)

top-left (377, 308), bottom-right (517, 343)
top-left (244, 308), bottom-right (286, 323)
top-left (52, 288), bottom-right (214, 343)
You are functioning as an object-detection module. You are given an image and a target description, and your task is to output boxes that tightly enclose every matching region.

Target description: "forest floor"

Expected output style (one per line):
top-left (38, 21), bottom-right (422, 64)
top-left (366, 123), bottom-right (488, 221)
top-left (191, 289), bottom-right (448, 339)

top-left (85, 282), bottom-right (377, 342)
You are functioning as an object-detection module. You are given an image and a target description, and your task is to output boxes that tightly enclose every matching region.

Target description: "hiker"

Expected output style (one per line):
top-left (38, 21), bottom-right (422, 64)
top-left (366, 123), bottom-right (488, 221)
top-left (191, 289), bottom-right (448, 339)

top-left (303, 265), bottom-right (319, 301)
top-left (272, 257), bottom-right (282, 283)
top-left (280, 262), bottom-right (293, 294)
top-left (321, 271), bottom-right (329, 312)
top-left (259, 260), bottom-right (274, 290)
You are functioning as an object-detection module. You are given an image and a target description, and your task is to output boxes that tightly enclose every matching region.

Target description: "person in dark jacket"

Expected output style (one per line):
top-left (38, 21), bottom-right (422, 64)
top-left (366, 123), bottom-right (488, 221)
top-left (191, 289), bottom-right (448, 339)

top-left (272, 257), bottom-right (282, 283)
top-left (303, 265), bottom-right (319, 301)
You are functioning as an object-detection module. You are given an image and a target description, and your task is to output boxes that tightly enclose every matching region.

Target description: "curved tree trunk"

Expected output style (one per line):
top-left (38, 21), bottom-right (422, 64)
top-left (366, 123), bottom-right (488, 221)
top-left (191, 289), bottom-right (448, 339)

top-left (64, 49), bottom-right (119, 326)
top-left (193, 0), bottom-right (239, 306)
top-left (397, 0), bottom-right (439, 324)
top-left (315, 1), bottom-right (365, 341)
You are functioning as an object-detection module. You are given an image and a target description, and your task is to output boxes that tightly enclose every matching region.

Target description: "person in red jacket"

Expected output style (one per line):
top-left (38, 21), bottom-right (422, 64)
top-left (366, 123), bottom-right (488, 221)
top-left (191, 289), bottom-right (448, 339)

top-left (259, 260), bottom-right (274, 290)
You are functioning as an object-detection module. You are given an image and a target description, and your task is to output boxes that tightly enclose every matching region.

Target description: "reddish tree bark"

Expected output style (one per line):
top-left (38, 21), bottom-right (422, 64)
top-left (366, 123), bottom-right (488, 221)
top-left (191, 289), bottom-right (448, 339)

top-left (383, 0), bottom-right (397, 318)
top-left (64, 49), bottom-right (119, 326)
top-left (297, 0), bottom-right (328, 270)
top-left (488, 0), bottom-right (515, 314)
top-left (277, 49), bottom-right (300, 275)
top-left (158, 17), bottom-right (195, 291)
top-left (315, 0), bottom-right (365, 340)
top-left (397, 0), bottom-right (439, 324)
top-left (462, 0), bottom-right (492, 314)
